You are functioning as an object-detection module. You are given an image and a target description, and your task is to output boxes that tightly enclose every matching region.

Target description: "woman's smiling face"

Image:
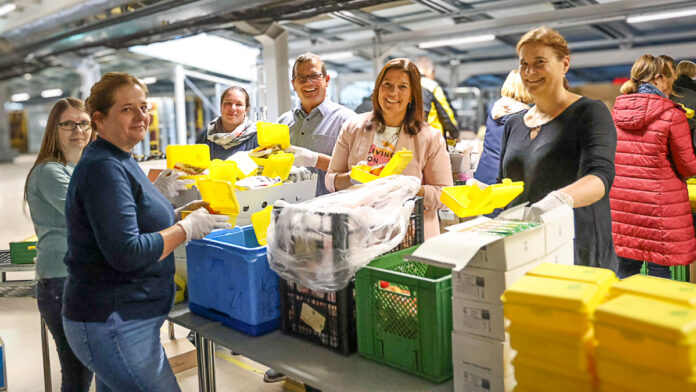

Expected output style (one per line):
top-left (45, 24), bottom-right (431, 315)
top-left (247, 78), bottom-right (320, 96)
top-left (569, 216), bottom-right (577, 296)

top-left (378, 69), bottom-right (412, 124)
top-left (518, 42), bottom-right (569, 96)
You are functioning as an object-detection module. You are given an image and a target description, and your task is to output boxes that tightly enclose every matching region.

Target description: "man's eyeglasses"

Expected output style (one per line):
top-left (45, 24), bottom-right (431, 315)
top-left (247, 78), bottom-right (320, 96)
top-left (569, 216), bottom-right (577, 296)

top-left (58, 120), bottom-right (91, 131)
top-left (293, 73), bottom-right (325, 84)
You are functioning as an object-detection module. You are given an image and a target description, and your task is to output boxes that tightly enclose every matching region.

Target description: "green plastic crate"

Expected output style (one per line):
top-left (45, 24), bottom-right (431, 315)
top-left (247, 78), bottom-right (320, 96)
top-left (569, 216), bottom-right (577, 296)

top-left (355, 246), bottom-right (452, 383)
top-left (9, 240), bottom-right (37, 264)
top-left (639, 262), bottom-right (689, 282)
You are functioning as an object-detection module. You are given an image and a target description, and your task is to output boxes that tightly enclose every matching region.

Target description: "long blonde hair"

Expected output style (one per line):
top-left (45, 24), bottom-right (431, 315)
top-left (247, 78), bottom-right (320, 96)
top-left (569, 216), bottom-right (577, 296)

top-left (677, 61), bottom-right (696, 79)
top-left (24, 98), bottom-right (91, 200)
top-left (620, 55), bottom-right (671, 95)
top-left (500, 70), bottom-right (533, 104)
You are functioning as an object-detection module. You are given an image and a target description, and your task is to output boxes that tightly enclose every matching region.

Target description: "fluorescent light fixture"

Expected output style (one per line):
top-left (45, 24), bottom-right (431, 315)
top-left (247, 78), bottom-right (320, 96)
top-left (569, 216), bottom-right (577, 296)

top-left (627, 7), bottom-right (696, 24)
top-left (41, 89), bottom-right (63, 98)
top-left (0, 3), bottom-right (17, 17)
top-left (11, 93), bottom-right (30, 102)
top-left (321, 51), bottom-right (354, 61)
top-left (418, 34), bottom-right (496, 49)
top-left (140, 76), bottom-right (157, 84)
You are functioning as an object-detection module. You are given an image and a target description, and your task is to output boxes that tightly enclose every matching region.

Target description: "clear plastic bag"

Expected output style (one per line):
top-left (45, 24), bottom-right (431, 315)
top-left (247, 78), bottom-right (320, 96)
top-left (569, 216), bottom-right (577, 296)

top-left (267, 175), bottom-right (421, 291)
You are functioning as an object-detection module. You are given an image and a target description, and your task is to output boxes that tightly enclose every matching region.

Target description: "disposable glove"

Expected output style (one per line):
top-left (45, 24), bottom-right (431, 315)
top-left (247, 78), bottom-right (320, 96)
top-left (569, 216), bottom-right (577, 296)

top-left (465, 178), bottom-right (488, 190)
top-left (153, 169), bottom-right (194, 198)
top-left (174, 200), bottom-right (210, 221)
top-left (523, 190), bottom-right (574, 222)
top-left (286, 145), bottom-right (319, 168)
top-left (176, 208), bottom-right (231, 242)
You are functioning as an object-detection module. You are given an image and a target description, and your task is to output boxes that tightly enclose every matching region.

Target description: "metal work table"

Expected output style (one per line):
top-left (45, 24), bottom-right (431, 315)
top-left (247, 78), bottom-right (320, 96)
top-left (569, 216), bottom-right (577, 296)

top-left (167, 304), bottom-right (453, 392)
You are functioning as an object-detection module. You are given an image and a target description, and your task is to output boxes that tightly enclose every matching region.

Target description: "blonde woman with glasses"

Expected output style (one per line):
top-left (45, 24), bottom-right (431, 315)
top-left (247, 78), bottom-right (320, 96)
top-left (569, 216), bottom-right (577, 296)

top-left (24, 97), bottom-right (96, 391)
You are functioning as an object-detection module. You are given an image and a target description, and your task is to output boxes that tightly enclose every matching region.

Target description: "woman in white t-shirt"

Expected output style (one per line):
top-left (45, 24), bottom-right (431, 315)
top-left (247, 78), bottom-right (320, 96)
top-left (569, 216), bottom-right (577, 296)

top-left (326, 58), bottom-right (452, 238)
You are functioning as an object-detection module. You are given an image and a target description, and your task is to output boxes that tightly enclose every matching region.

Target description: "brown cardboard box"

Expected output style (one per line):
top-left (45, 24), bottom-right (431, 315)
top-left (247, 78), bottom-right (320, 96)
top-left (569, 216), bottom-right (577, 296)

top-left (163, 338), bottom-right (197, 373)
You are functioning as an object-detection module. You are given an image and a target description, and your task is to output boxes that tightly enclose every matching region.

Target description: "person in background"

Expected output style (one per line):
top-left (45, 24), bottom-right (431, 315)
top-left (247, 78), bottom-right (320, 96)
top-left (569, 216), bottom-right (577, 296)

top-left (474, 70), bottom-right (533, 185)
top-left (326, 58), bottom-right (453, 239)
top-left (498, 26), bottom-right (618, 272)
top-left (414, 56), bottom-right (460, 140)
top-left (610, 55), bottom-right (696, 279)
top-left (61, 72), bottom-right (230, 391)
top-left (355, 94), bottom-right (373, 114)
top-left (196, 86), bottom-right (258, 160)
top-left (660, 55), bottom-right (696, 137)
top-left (24, 98), bottom-right (95, 391)
top-left (277, 52), bottom-right (356, 197)
top-left (675, 60), bottom-right (696, 93)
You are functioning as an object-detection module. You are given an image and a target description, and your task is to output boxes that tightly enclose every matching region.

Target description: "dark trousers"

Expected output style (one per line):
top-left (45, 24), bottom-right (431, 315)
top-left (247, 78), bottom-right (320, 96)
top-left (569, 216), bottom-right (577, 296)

top-left (37, 277), bottom-right (93, 392)
top-left (617, 257), bottom-right (672, 279)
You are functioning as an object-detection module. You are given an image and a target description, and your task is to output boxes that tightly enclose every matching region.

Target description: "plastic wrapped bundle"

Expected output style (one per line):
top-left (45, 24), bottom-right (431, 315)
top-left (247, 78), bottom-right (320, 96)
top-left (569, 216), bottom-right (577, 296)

top-left (268, 175), bottom-right (421, 291)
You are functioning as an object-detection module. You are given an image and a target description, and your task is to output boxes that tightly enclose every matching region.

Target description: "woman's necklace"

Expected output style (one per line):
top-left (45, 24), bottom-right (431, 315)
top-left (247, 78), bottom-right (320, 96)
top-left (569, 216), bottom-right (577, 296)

top-left (526, 106), bottom-right (556, 140)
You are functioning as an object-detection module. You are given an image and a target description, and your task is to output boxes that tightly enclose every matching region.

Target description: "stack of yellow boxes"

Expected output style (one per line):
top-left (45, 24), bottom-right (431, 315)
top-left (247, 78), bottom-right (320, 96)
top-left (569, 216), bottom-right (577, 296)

top-left (594, 275), bottom-right (696, 392)
top-left (501, 263), bottom-right (618, 392)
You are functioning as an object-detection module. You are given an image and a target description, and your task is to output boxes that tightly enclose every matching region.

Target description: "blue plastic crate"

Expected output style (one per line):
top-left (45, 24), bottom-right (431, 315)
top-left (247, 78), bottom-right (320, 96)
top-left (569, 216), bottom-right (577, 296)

top-left (186, 226), bottom-right (280, 336)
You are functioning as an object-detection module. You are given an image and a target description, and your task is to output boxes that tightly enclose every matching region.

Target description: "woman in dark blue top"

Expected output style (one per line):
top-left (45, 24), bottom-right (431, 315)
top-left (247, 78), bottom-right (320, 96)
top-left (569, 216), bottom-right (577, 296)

top-left (62, 72), bottom-right (229, 392)
top-left (196, 86), bottom-right (259, 160)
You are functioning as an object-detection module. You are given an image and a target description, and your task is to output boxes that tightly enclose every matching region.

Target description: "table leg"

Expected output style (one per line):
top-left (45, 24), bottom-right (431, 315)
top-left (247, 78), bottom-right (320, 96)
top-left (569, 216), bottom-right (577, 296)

top-left (203, 338), bottom-right (216, 392)
top-left (168, 321), bottom-right (175, 340)
top-left (41, 318), bottom-right (52, 392)
top-left (194, 332), bottom-right (208, 392)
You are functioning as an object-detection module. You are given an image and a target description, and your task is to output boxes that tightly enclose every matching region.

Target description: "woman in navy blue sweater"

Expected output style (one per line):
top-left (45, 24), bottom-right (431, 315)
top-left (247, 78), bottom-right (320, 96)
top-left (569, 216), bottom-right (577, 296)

top-left (62, 72), bottom-right (229, 391)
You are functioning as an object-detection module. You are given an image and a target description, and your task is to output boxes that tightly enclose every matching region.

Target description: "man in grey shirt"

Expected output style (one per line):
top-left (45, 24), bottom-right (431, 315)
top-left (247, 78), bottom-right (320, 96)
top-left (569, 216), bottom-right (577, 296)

top-left (278, 52), bottom-right (356, 196)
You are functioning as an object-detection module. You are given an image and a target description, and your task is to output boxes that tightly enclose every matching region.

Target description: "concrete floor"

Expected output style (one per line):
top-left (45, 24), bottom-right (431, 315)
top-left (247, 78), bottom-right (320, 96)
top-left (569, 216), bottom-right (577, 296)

top-left (0, 154), bottom-right (290, 392)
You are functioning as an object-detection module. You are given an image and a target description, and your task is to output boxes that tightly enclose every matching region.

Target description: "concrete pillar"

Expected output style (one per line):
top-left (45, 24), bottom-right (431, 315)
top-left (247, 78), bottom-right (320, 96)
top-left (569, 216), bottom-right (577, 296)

top-left (174, 64), bottom-right (187, 144)
top-left (254, 22), bottom-right (290, 122)
top-left (74, 57), bottom-right (101, 100)
top-left (0, 82), bottom-right (18, 162)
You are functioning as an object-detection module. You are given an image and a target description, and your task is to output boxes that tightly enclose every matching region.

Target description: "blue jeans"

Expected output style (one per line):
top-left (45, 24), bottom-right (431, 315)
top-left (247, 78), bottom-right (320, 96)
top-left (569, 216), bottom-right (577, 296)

top-left (37, 278), bottom-right (93, 392)
top-left (63, 312), bottom-right (180, 392)
top-left (617, 256), bottom-right (672, 279)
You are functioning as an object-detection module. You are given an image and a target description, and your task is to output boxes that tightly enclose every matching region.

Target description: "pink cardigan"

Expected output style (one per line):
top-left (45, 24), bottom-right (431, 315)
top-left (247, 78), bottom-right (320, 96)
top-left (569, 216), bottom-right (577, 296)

top-left (326, 112), bottom-right (453, 239)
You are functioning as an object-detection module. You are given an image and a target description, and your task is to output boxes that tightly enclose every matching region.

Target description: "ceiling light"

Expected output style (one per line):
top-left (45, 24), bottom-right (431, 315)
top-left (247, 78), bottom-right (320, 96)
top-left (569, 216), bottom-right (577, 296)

top-left (0, 3), bottom-right (17, 17)
top-left (23, 73), bottom-right (32, 80)
top-left (627, 7), bottom-right (696, 24)
top-left (41, 89), bottom-right (63, 98)
top-left (11, 93), bottom-right (30, 102)
top-left (141, 77), bottom-right (157, 84)
top-left (321, 51), bottom-right (354, 61)
top-left (418, 34), bottom-right (496, 49)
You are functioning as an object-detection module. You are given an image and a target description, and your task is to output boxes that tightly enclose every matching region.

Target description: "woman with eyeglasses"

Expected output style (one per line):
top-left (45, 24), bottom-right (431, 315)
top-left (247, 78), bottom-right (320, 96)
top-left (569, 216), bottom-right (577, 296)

top-left (24, 98), bottom-right (95, 391)
top-left (61, 72), bottom-right (230, 391)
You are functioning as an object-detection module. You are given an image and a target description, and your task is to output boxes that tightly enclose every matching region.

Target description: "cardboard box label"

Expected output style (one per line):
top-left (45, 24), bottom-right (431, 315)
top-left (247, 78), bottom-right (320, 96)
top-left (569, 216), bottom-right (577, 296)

top-left (457, 273), bottom-right (486, 299)
top-left (460, 305), bottom-right (492, 333)
top-left (301, 303), bottom-right (326, 334)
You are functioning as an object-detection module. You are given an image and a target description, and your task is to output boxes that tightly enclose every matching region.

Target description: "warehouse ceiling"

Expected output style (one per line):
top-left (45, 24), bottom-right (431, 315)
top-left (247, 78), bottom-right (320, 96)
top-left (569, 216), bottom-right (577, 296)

top-left (2, 0), bottom-right (696, 98)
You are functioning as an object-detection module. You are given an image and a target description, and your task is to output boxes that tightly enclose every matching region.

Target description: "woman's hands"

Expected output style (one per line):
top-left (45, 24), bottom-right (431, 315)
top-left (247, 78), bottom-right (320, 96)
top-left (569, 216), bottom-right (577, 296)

top-left (153, 169), bottom-right (194, 197)
top-left (176, 209), bottom-right (231, 242)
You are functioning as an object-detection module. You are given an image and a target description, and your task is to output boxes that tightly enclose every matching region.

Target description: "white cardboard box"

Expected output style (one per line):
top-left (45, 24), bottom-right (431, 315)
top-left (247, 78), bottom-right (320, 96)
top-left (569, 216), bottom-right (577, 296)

top-left (454, 361), bottom-right (516, 392)
top-left (453, 259), bottom-right (542, 304)
top-left (452, 297), bottom-right (506, 341)
top-left (452, 330), bottom-right (515, 379)
top-left (544, 239), bottom-right (574, 265)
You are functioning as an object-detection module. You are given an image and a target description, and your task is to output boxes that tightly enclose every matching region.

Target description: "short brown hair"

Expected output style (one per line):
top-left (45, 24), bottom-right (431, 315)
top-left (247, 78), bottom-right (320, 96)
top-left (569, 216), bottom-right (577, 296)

top-left (516, 26), bottom-right (570, 90)
top-left (500, 70), bottom-right (533, 104)
top-left (677, 60), bottom-right (696, 79)
top-left (291, 53), bottom-right (326, 79)
top-left (220, 86), bottom-right (250, 108)
top-left (369, 58), bottom-right (425, 136)
top-left (86, 72), bottom-right (148, 132)
top-left (620, 54), bottom-right (671, 94)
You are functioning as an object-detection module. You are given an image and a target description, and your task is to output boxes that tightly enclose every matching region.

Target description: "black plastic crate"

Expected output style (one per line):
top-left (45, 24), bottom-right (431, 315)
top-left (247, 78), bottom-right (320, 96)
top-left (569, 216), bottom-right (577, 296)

top-left (279, 278), bottom-right (357, 355)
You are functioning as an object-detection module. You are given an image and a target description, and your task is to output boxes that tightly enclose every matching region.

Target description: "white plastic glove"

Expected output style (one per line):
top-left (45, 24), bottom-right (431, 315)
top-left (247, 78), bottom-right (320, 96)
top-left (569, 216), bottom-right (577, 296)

top-left (523, 190), bottom-right (574, 222)
top-left (176, 208), bottom-right (231, 242)
top-left (153, 169), bottom-right (195, 198)
top-left (174, 200), bottom-right (210, 221)
top-left (286, 145), bottom-right (319, 168)
top-left (465, 178), bottom-right (488, 190)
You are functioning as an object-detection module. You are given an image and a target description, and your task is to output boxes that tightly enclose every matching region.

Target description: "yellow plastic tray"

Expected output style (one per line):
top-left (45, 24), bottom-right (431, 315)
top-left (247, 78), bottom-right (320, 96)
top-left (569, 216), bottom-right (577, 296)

top-left (526, 263), bottom-right (618, 296)
top-left (594, 294), bottom-right (696, 375)
top-left (508, 323), bottom-right (596, 372)
top-left (513, 355), bottom-right (595, 392)
top-left (261, 152), bottom-right (294, 181)
top-left (195, 178), bottom-right (240, 226)
top-left (251, 206), bottom-right (273, 246)
top-left (689, 178), bottom-right (696, 212)
top-left (609, 274), bottom-right (696, 307)
top-left (208, 160), bottom-right (238, 183)
top-left (596, 349), bottom-right (696, 392)
top-left (166, 144), bottom-right (211, 171)
top-left (256, 122), bottom-right (290, 149)
top-left (349, 149), bottom-right (413, 183)
top-left (440, 178), bottom-right (524, 217)
top-left (501, 275), bottom-right (605, 335)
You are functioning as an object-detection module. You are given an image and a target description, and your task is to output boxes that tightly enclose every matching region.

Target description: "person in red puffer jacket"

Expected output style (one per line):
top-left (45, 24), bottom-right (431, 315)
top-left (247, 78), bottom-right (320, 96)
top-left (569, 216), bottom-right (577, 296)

top-left (611, 54), bottom-right (696, 278)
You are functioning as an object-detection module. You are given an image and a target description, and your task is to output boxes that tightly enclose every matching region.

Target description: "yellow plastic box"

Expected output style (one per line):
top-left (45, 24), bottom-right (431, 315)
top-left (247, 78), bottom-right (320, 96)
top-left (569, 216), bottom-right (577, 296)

top-left (261, 152), bottom-right (294, 181)
top-left (513, 355), bottom-right (595, 392)
top-left (208, 160), bottom-right (238, 182)
top-left (195, 178), bottom-right (240, 226)
top-left (596, 349), bottom-right (696, 392)
top-left (440, 179), bottom-right (524, 217)
top-left (594, 294), bottom-right (696, 375)
top-left (609, 274), bottom-right (696, 307)
top-left (508, 323), bottom-right (595, 372)
top-left (689, 178), bottom-right (696, 212)
top-left (525, 263), bottom-right (618, 296)
top-left (501, 275), bottom-right (605, 335)
top-left (250, 122), bottom-right (291, 166)
top-left (250, 206), bottom-right (272, 246)
top-left (349, 148), bottom-right (413, 183)
top-left (166, 144), bottom-right (210, 181)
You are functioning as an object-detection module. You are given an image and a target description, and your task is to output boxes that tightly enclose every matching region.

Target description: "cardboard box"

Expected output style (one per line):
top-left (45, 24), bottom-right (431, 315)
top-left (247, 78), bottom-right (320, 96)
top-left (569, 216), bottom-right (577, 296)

top-left (163, 338), bottom-right (197, 374)
top-left (545, 239), bottom-right (574, 265)
top-left (453, 259), bottom-right (542, 304)
top-left (452, 297), bottom-right (506, 340)
top-left (454, 361), bottom-right (516, 392)
top-left (452, 330), bottom-right (515, 379)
